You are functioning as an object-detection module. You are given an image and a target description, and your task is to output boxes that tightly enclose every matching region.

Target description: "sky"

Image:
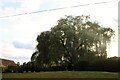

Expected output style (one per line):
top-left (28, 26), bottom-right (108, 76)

top-left (0, 0), bottom-right (118, 64)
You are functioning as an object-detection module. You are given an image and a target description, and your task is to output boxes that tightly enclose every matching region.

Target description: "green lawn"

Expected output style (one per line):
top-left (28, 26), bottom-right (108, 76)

top-left (2, 71), bottom-right (119, 78)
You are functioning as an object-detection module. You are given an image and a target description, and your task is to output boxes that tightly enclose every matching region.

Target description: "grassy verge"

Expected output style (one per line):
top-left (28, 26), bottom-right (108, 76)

top-left (2, 71), bottom-right (119, 78)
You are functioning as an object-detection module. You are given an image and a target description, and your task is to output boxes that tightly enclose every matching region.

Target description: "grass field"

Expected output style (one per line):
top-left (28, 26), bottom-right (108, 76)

top-left (2, 71), bottom-right (119, 78)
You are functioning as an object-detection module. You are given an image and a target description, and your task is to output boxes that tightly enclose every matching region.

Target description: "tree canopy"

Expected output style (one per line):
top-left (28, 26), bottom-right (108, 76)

top-left (31, 15), bottom-right (114, 69)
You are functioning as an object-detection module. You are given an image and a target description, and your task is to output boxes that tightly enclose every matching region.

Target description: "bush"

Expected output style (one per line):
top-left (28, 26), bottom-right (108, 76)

top-left (74, 60), bottom-right (89, 71)
top-left (5, 66), bottom-right (18, 73)
top-left (1, 66), bottom-right (7, 73)
top-left (89, 59), bottom-right (119, 72)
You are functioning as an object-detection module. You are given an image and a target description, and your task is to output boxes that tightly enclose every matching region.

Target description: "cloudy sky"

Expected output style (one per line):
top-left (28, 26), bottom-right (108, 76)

top-left (0, 0), bottom-right (118, 64)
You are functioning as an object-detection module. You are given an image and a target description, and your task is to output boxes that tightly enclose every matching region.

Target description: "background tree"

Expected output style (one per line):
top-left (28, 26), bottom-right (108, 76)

top-left (31, 15), bottom-right (114, 70)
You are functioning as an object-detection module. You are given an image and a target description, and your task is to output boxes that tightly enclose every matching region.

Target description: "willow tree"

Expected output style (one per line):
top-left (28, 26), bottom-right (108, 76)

top-left (31, 15), bottom-right (114, 68)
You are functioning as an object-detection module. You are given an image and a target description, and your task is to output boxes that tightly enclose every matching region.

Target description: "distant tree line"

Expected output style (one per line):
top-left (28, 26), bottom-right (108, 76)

top-left (2, 15), bottom-right (119, 73)
top-left (2, 57), bottom-right (120, 73)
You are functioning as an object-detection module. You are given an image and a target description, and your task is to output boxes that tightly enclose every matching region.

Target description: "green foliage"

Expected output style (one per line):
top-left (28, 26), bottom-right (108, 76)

top-left (74, 60), bottom-right (89, 71)
top-left (1, 66), bottom-right (7, 73)
top-left (31, 15), bottom-right (114, 69)
top-left (4, 66), bottom-right (18, 73)
top-left (89, 57), bottom-right (120, 72)
top-left (3, 57), bottom-right (120, 73)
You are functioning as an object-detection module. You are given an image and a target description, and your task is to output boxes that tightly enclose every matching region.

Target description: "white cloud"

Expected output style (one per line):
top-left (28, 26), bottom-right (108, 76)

top-left (0, 0), bottom-right (43, 18)
top-left (0, 42), bottom-right (33, 64)
top-left (20, 0), bottom-right (43, 12)
top-left (53, 0), bottom-right (113, 8)
top-left (0, 0), bottom-right (44, 64)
